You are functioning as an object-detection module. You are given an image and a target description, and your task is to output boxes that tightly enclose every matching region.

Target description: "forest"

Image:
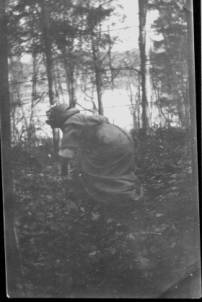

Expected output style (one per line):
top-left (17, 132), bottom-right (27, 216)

top-left (1, 0), bottom-right (201, 298)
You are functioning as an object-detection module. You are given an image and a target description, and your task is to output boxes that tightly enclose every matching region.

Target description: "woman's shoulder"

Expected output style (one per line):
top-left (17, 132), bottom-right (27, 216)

top-left (64, 112), bottom-right (109, 127)
top-left (63, 112), bottom-right (86, 127)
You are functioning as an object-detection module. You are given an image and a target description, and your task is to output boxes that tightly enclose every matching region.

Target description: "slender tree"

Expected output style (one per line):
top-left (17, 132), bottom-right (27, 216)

top-left (80, 1), bottom-right (114, 115)
top-left (138, 0), bottom-right (148, 131)
top-left (90, 32), bottom-right (104, 115)
top-left (41, 0), bottom-right (59, 152)
top-left (0, 0), bottom-right (23, 296)
top-left (185, 0), bottom-right (198, 193)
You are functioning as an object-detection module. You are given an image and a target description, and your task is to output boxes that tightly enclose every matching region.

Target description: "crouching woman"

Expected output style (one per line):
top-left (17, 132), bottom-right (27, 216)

top-left (46, 104), bottom-right (143, 211)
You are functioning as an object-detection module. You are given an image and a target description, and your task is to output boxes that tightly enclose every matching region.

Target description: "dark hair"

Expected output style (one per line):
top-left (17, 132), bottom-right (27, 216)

top-left (46, 104), bottom-right (72, 128)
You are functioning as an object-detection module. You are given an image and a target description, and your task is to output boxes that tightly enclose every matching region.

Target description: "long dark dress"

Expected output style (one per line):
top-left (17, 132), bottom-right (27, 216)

top-left (59, 109), bottom-right (141, 204)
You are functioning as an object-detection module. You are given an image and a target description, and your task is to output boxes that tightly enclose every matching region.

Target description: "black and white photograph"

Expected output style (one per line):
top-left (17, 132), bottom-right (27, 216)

top-left (1, 0), bottom-right (201, 298)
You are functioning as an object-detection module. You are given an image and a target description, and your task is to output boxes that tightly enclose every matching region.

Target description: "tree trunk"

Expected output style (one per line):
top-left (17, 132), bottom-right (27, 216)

top-left (61, 45), bottom-right (76, 107)
top-left (0, 0), bottom-right (23, 296)
top-left (107, 26), bottom-right (114, 89)
top-left (91, 34), bottom-right (104, 115)
top-left (138, 0), bottom-right (148, 131)
top-left (9, 58), bottom-right (17, 144)
top-left (41, 0), bottom-right (59, 153)
top-left (185, 0), bottom-right (198, 194)
top-left (27, 48), bottom-right (37, 145)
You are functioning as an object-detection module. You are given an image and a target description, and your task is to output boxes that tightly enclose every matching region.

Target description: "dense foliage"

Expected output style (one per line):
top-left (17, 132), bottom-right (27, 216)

top-left (148, 0), bottom-right (189, 127)
top-left (12, 128), bottom-right (199, 297)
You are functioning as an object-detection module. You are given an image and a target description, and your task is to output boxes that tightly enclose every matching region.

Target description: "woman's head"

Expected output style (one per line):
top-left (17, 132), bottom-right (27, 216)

top-left (46, 104), bottom-right (73, 128)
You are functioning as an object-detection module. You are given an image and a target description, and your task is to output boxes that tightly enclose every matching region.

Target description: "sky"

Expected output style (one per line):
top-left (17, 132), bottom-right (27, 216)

top-left (111, 0), bottom-right (139, 52)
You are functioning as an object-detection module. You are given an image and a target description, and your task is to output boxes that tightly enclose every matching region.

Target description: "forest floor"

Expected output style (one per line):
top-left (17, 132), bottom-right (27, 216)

top-left (12, 128), bottom-right (200, 298)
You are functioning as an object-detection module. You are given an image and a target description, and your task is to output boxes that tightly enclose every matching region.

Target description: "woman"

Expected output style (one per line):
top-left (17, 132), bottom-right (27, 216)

top-left (46, 104), bottom-right (143, 207)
